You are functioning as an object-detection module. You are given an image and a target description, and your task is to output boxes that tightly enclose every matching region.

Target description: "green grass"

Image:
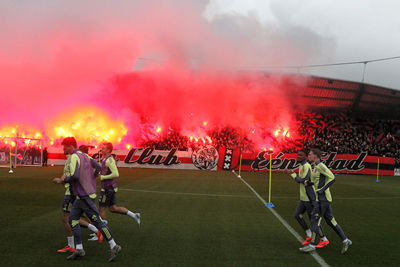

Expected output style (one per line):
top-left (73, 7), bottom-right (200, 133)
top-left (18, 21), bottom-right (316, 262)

top-left (0, 167), bottom-right (399, 266)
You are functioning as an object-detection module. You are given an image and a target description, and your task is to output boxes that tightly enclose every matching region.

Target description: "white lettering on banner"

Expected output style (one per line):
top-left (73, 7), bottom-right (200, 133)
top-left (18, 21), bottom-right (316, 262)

top-left (47, 147), bottom-right (394, 175)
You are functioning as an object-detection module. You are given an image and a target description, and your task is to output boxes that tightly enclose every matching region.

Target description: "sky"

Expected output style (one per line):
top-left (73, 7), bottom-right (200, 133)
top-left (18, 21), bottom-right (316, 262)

top-left (2, 0), bottom-right (399, 88)
top-left (206, 0), bottom-right (400, 89)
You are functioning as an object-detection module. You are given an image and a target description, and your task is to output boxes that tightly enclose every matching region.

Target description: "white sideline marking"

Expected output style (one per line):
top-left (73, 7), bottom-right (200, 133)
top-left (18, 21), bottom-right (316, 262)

top-left (119, 188), bottom-right (253, 198)
top-left (271, 196), bottom-right (400, 200)
top-left (120, 188), bottom-right (400, 200)
top-left (232, 171), bottom-right (330, 267)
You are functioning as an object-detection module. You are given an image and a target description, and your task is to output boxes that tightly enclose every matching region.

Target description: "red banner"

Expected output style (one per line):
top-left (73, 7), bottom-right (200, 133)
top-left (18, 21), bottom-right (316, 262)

top-left (218, 150), bottom-right (394, 175)
top-left (48, 147), bottom-right (395, 176)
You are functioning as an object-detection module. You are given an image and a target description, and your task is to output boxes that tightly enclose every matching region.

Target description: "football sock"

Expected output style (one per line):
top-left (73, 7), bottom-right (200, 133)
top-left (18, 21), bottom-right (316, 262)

top-left (108, 239), bottom-right (116, 249)
top-left (67, 236), bottom-right (74, 249)
top-left (305, 229), bottom-right (312, 238)
top-left (127, 210), bottom-right (137, 219)
top-left (87, 223), bottom-right (98, 233)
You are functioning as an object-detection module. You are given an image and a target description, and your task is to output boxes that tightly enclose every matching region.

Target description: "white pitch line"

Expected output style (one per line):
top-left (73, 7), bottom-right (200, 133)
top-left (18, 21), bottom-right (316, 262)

top-left (119, 188), bottom-right (254, 199)
top-left (270, 196), bottom-right (400, 200)
top-left (232, 171), bottom-right (330, 267)
top-left (120, 188), bottom-right (400, 200)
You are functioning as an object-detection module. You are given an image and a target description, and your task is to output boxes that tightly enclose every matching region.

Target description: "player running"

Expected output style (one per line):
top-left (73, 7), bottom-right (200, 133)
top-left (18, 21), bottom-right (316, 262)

top-left (290, 150), bottom-right (329, 249)
top-left (305, 148), bottom-right (352, 254)
top-left (98, 142), bottom-right (140, 226)
top-left (53, 152), bottom-right (76, 253)
top-left (77, 145), bottom-right (104, 243)
top-left (53, 137), bottom-right (122, 262)
top-left (53, 145), bottom-right (104, 249)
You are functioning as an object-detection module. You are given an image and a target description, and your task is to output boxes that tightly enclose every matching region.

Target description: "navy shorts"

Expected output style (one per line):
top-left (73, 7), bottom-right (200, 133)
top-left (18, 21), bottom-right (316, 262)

top-left (62, 194), bottom-right (76, 213)
top-left (99, 189), bottom-right (117, 207)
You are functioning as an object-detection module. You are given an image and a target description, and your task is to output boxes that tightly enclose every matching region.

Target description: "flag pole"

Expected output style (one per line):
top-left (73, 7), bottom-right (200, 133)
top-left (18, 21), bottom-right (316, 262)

top-left (9, 142), bottom-right (13, 174)
top-left (376, 158), bottom-right (381, 182)
top-left (266, 152), bottom-right (274, 207)
top-left (238, 153), bottom-right (242, 178)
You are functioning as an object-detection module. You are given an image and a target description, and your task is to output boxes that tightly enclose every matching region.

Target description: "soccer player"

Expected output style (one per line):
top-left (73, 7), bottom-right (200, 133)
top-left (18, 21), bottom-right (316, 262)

top-left (307, 148), bottom-right (352, 254)
top-left (77, 145), bottom-right (104, 243)
top-left (54, 146), bottom-right (104, 246)
top-left (98, 142), bottom-right (140, 225)
top-left (53, 137), bottom-right (121, 261)
top-left (290, 150), bottom-right (329, 249)
top-left (53, 154), bottom-right (76, 253)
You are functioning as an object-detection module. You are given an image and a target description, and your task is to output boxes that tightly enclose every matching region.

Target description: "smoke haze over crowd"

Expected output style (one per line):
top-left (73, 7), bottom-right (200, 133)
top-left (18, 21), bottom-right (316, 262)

top-left (0, 0), bottom-right (341, 147)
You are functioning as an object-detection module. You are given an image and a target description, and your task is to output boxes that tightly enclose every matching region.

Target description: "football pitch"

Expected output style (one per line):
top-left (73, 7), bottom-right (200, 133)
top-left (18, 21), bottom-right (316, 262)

top-left (1, 167), bottom-right (399, 266)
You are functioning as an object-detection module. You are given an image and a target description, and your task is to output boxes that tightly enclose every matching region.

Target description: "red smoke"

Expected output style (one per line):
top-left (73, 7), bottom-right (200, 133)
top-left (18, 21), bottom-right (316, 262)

top-left (101, 69), bottom-right (305, 148)
top-left (0, 1), bottom-right (317, 149)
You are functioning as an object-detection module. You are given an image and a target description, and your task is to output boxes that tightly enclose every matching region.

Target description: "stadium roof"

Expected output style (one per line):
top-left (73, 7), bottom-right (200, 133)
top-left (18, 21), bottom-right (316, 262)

top-left (297, 76), bottom-right (400, 117)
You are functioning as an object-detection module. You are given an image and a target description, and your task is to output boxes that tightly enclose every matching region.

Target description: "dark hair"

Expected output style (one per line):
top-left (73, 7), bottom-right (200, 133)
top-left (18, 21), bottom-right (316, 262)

top-left (61, 137), bottom-right (77, 148)
top-left (103, 142), bottom-right (113, 152)
top-left (79, 145), bottom-right (89, 154)
top-left (298, 150), bottom-right (307, 156)
top-left (310, 148), bottom-right (322, 159)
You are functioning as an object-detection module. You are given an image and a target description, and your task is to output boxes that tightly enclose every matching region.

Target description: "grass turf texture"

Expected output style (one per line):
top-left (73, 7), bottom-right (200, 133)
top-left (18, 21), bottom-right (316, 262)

top-left (0, 167), bottom-right (399, 266)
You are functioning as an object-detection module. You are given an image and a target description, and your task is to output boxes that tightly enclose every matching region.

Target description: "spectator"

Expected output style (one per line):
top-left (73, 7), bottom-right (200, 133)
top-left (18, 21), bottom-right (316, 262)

top-left (43, 147), bottom-right (48, 167)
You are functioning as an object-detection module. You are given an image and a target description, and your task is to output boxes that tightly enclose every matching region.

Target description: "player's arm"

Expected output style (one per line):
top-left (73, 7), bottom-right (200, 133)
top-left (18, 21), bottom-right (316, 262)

top-left (100, 157), bottom-right (119, 180)
top-left (63, 154), bottom-right (80, 183)
top-left (316, 163), bottom-right (336, 193)
top-left (290, 166), bottom-right (313, 186)
top-left (290, 171), bottom-right (304, 183)
top-left (90, 157), bottom-right (101, 177)
top-left (52, 173), bottom-right (67, 184)
top-left (302, 167), bottom-right (317, 201)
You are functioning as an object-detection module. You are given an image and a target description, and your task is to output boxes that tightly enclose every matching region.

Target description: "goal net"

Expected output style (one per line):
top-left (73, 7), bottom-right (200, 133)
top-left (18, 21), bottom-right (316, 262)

top-left (0, 137), bottom-right (44, 167)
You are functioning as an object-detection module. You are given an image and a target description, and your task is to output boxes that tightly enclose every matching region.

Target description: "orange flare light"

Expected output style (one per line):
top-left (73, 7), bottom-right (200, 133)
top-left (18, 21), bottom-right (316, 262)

top-left (46, 106), bottom-right (127, 145)
top-left (0, 125), bottom-right (42, 139)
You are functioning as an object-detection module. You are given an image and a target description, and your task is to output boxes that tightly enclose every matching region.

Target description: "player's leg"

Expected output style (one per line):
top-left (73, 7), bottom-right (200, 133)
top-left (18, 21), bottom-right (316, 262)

top-left (81, 197), bottom-right (122, 262)
top-left (57, 195), bottom-right (75, 253)
top-left (66, 199), bottom-right (86, 260)
top-left (81, 213), bottom-right (98, 233)
top-left (294, 201), bottom-right (312, 245)
top-left (300, 201), bottom-right (320, 253)
top-left (79, 213), bottom-right (103, 243)
top-left (108, 190), bottom-right (140, 226)
top-left (321, 201), bottom-right (352, 254)
top-left (98, 189), bottom-right (108, 220)
top-left (315, 221), bottom-right (329, 248)
top-left (305, 202), bottom-right (327, 242)
top-left (310, 202), bottom-right (329, 248)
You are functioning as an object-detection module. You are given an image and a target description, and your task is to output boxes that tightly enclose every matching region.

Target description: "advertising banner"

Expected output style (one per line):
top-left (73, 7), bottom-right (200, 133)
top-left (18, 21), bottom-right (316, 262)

top-left (48, 146), bottom-right (395, 175)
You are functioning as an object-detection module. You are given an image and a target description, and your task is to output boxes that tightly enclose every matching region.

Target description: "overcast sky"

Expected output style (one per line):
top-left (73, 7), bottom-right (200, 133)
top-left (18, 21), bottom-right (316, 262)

top-left (2, 0), bottom-right (400, 91)
top-left (206, 0), bottom-right (400, 89)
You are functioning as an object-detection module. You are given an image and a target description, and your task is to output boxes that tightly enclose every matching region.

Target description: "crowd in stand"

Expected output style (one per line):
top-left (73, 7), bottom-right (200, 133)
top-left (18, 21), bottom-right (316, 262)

top-left (295, 113), bottom-right (400, 167)
top-left (138, 112), bottom-right (400, 167)
top-left (1, 112), bottom-right (399, 168)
